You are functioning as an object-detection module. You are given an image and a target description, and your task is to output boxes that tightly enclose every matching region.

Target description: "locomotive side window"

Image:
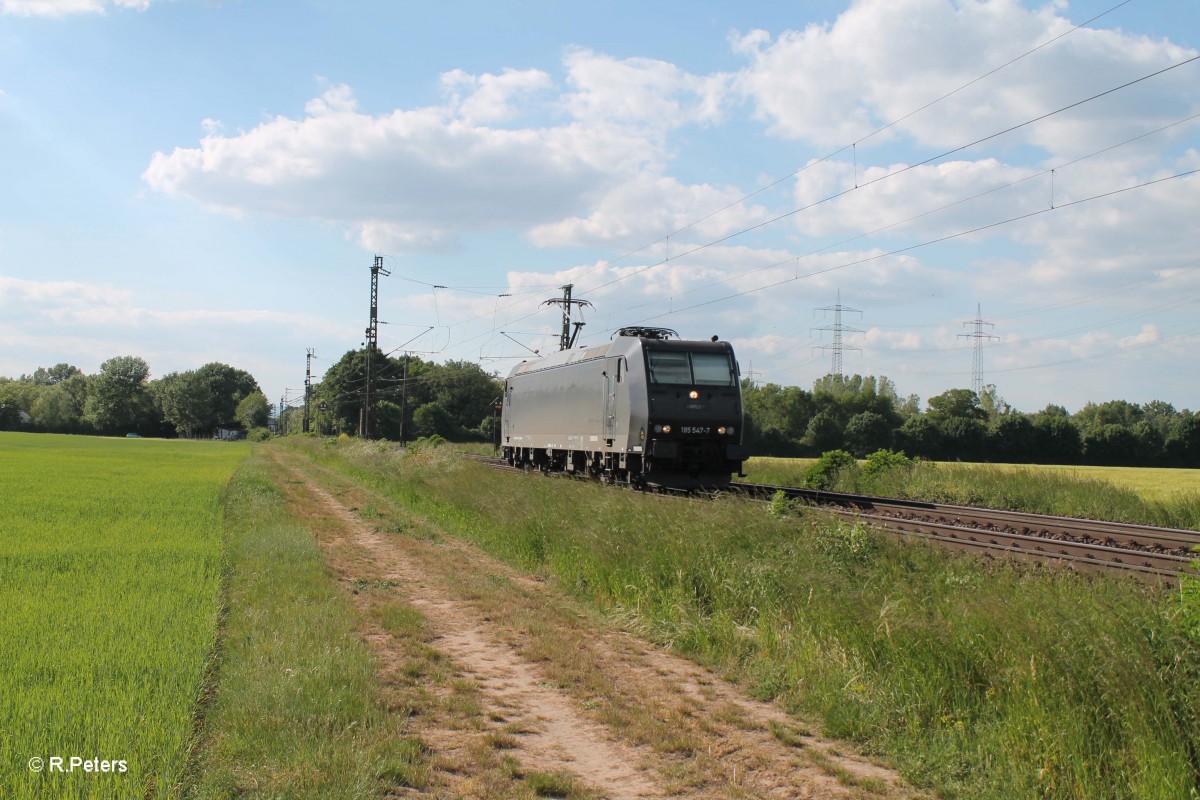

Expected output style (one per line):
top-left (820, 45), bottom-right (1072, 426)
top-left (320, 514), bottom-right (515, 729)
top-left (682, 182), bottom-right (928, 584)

top-left (691, 353), bottom-right (735, 386)
top-left (647, 351), bottom-right (692, 384)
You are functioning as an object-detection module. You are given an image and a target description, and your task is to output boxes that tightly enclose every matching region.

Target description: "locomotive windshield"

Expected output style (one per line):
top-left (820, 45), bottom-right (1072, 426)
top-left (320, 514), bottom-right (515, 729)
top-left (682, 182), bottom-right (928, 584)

top-left (647, 350), bottom-right (736, 386)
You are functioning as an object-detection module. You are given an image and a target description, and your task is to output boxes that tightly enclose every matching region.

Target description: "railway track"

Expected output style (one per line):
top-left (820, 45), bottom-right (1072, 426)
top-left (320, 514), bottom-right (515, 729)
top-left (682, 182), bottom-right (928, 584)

top-left (733, 482), bottom-right (1198, 583)
top-left (466, 453), bottom-right (1199, 584)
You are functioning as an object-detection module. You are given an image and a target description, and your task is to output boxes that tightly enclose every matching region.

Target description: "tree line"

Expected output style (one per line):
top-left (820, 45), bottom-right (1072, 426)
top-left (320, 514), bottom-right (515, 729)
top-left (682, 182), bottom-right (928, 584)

top-left (280, 349), bottom-right (502, 442)
top-left (0, 357), bottom-right (270, 438)
top-left (5, 353), bottom-right (1198, 468)
top-left (744, 374), bottom-right (1200, 468)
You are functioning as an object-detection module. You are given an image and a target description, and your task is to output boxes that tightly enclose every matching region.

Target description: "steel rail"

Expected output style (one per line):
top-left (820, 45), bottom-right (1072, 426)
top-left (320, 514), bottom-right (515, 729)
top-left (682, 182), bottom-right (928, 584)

top-left (471, 455), bottom-right (1198, 583)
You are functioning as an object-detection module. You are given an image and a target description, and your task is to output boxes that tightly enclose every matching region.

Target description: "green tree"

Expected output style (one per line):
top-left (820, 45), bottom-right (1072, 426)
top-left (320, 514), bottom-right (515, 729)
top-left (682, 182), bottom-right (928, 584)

top-left (0, 377), bottom-right (37, 416)
top-left (1073, 400), bottom-right (1143, 434)
top-left (805, 410), bottom-right (843, 452)
top-left (939, 417), bottom-right (988, 461)
top-left (195, 362), bottom-right (261, 427)
top-left (989, 414), bottom-right (1036, 463)
top-left (1082, 424), bottom-right (1139, 466)
top-left (153, 371), bottom-right (212, 438)
top-left (1031, 413), bottom-right (1082, 465)
top-left (1165, 414), bottom-right (1200, 467)
top-left (926, 388), bottom-right (986, 421)
top-left (843, 411), bottom-right (892, 457)
top-left (411, 402), bottom-right (459, 439)
top-left (1131, 419), bottom-right (1165, 465)
top-left (31, 383), bottom-right (85, 431)
top-left (27, 363), bottom-right (83, 385)
top-left (895, 415), bottom-right (944, 459)
top-left (742, 381), bottom-right (814, 455)
top-left (425, 360), bottom-right (501, 431)
top-left (235, 391), bottom-right (271, 430)
top-left (84, 356), bottom-right (154, 434)
top-left (978, 384), bottom-right (1013, 419)
top-left (1141, 400), bottom-right (1179, 440)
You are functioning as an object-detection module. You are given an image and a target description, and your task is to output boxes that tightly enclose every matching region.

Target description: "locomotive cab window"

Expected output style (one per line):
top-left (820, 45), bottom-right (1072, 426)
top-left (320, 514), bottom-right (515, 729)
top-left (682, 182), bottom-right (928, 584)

top-left (647, 350), bottom-right (736, 386)
top-left (691, 353), bottom-right (735, 386)
top-left (647, 351), bottom-right (692, 384)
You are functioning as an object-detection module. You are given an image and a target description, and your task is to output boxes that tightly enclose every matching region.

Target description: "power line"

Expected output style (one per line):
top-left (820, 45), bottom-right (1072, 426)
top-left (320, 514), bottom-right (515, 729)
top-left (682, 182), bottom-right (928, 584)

top-left (581, 112), bottom-right (1200, 332)
top-left (574, 53), bottom-right (1200, 302)
top-left (549, 0), bottom-right (1138, 288)
top-left (593, 169), bottom-right (1198, 332)
top-left (394, 17), bottom-right (1191, 361)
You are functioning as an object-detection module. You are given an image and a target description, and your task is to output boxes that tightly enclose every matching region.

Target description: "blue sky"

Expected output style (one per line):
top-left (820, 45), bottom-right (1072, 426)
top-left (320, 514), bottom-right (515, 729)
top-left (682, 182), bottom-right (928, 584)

top-left (1, 0), bottom-right (1197, 415)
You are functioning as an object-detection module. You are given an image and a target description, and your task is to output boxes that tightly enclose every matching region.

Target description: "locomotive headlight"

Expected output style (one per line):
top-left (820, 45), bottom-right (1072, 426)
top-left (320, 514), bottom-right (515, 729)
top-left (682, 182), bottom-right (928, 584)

top-left (689, 390), bottom-right (699, 399)
top-left (662, 424), bottom-right (671, 433)
top-left (717, 426), bottom-right (727, 435)
top-left (727, 426), bottom-right (735, 436)
top-left (653, 424), bottom-right (662, 433)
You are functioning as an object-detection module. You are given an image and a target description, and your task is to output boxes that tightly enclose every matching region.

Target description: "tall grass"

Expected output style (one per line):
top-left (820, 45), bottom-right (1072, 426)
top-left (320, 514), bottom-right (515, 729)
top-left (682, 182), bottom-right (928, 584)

top-left (297, 438), bottom-right (1200, 799)
top-left (0, 432), bottom-right (247, 799)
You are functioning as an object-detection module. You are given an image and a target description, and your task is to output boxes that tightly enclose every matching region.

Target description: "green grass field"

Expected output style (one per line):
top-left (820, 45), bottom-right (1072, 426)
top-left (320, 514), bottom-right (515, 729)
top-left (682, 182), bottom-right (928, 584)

top-left (0, 432), bottom-right (248, 799)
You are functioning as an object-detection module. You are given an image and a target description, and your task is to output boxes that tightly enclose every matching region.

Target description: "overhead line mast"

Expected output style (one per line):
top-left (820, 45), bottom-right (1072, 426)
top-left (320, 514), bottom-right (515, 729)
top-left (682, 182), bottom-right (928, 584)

top-left (362, 255), bottom-right (390, 438)
top-left (303, 348), bottom-right (314, 434)
top-left (542, 283), bottom-right (593, 351)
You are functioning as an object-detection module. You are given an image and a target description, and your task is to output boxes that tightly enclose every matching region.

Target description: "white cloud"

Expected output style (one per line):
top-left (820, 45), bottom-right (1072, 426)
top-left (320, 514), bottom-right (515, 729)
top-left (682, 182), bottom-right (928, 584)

top-left (732, 0), bottom-right (1199, 156)
top-left (528, 173), bottom-right (769, 248)
top-left (561, 48), bottom-right (730, 132)
top-left (440, 67), bottom-right (554, 125)
top-left (143, 82), bottom-right (651, 251)
top-left (1, 0), bottom-right (150, 16)
top-left (142, 49), bottom-right (751, 253)
top-left (0, 274), bottom-right (343, 337)
top-left (792, 156), bottom-right (1042, 239)
top-left (1118, 323), bottom-right (1160, 348)
top-left (0, 275), bottom-right (133, 308)
top-left (857, 327), bottom-right (923, 351)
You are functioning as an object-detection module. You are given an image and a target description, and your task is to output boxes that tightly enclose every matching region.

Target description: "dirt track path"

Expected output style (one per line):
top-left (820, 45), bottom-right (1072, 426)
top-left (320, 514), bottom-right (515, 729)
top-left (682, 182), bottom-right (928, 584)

top-left (272, 449), bottom-right (924, 800)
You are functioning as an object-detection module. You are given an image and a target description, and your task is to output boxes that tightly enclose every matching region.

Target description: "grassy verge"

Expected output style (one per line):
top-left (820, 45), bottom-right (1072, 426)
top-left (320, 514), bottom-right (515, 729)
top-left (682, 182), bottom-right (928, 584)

top-left (295, 437), bottom-right (1200, 800)
top-left (0, 432), bottom-right (246, 800)
top-left (183, 450), bottom-right (427, 798)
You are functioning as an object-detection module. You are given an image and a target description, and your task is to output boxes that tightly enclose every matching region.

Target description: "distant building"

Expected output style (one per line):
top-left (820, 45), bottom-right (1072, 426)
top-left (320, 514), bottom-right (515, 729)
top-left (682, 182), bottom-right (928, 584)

top-left (214, 424), bottom-right (245, 441)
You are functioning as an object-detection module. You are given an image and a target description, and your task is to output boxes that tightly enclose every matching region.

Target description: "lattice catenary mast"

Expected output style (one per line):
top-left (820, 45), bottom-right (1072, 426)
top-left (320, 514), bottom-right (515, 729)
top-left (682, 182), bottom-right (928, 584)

top-left (361, 255), bottom-right (390, 438)
top-left (303, 348), bottom-right (314, 434)
top-left (813, 290), bottom-right (863, 376)
top-left (958, 303), bottom-right (999, 395)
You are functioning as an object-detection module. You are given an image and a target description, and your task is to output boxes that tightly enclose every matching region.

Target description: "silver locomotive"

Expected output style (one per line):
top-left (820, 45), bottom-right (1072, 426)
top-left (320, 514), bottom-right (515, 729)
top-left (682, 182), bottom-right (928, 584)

top-left (501, 328), bottom-right (747, 488)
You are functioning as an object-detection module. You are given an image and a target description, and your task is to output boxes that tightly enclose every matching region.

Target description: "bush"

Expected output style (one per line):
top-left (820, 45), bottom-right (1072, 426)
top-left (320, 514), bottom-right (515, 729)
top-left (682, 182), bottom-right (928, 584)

top-left (802, 449), bottom-right (857, 490)
top-left (859, 448), bottom-right (914, 481)
top-left (247, 426), bottom-right (272, 442)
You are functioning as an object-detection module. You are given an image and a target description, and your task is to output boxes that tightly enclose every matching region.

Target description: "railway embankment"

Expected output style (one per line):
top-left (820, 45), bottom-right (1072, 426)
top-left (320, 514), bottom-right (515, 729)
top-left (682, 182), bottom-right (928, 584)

top-left (294, 437), bottom-right (1200, 800)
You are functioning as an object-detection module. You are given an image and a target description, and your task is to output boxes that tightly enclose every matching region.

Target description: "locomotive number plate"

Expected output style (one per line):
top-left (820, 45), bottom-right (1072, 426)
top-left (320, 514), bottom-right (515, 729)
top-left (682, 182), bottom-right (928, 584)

top-left (680, 426), bottom-right (711, 435)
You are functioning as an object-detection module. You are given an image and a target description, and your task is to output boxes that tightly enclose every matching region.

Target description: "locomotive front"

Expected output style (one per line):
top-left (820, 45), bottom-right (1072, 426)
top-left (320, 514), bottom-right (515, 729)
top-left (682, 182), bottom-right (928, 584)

top-left (639, 338), bottom-right (747, 487)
